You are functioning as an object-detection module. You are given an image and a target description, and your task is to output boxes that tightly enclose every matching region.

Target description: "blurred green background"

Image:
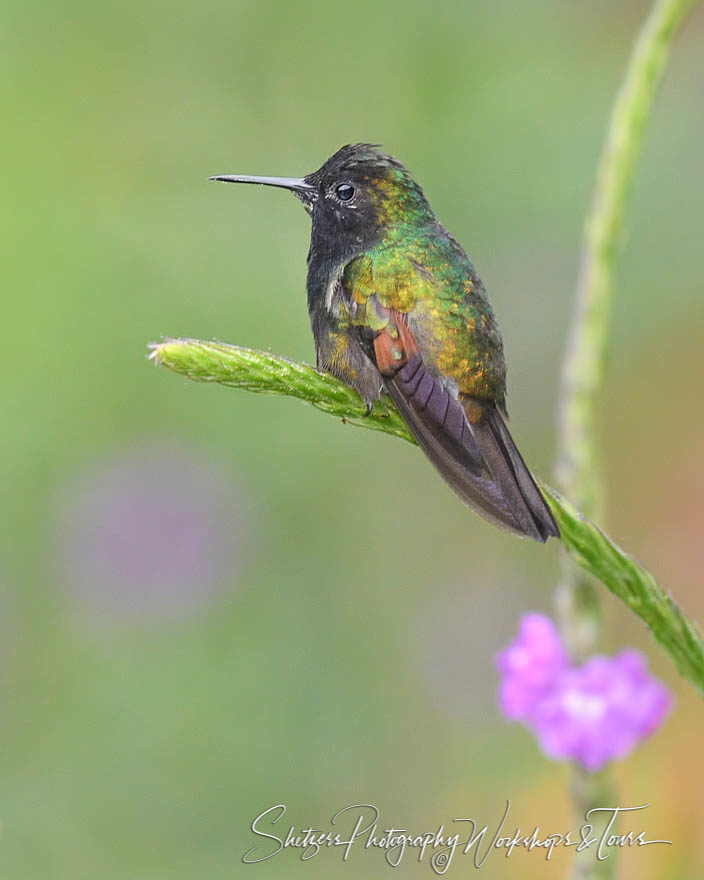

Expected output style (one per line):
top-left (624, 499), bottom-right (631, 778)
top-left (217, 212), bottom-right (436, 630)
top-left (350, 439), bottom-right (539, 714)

top-left (2, 0), bottom-right (703, 877)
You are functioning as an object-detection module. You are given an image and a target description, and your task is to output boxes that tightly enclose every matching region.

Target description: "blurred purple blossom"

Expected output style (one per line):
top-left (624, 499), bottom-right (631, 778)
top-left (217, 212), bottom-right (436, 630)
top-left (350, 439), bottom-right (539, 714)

top-left (496, 614), bottom-right (672, 771)
top-left (53, 443), bottom-right (248, 622)
top-left (497, 612), bottom-right (568, 720)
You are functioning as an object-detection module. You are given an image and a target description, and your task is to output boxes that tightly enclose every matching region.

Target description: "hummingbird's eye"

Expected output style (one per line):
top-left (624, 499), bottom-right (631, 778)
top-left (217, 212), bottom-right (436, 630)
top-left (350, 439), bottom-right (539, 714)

top-left (335, 183), bottom-right (355, 202)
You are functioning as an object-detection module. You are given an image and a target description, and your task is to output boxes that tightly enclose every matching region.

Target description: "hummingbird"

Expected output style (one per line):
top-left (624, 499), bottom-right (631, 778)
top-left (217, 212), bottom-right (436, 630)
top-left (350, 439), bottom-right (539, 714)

top-left (211, 144), bottom-right (559, 542)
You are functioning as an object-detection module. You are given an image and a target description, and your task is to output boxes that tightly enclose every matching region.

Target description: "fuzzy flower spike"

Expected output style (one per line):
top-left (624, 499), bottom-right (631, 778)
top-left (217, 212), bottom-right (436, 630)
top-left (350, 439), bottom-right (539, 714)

top-left (497, 614), bottom-right (672, 771)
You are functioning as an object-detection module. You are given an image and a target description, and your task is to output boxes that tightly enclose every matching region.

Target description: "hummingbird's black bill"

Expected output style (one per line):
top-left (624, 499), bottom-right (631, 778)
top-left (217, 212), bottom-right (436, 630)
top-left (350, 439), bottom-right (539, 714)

top-left (208, 174), bottom-right (314, 194)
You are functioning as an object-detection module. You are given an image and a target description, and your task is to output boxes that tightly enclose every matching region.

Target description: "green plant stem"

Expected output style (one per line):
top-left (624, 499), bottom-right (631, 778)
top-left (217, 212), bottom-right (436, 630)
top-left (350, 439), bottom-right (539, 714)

top-left (553, 0), bottom-right (698, 876)
top-left (567, 770), bottom-right (619, 880)
top-left (554, 0), bottom-right (699, 661)
top-left (555, 0), bottom-right (698, 520)
top-left (149, 338), bottom-right (704, 698)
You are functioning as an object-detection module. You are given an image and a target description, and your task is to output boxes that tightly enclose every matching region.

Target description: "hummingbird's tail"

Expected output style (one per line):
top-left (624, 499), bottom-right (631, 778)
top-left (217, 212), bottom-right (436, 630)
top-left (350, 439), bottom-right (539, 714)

top-left (373, 312), bottom-right (558, 541)
top-left (468, 402), bottom-right (559, 542)
top-left (381, 355), bottom-right (558, 541)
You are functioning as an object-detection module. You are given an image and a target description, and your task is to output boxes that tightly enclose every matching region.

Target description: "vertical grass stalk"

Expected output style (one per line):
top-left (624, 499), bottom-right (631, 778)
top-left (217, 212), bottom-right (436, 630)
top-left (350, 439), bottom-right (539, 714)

top-left (553, 0), bottom-right (699, 876)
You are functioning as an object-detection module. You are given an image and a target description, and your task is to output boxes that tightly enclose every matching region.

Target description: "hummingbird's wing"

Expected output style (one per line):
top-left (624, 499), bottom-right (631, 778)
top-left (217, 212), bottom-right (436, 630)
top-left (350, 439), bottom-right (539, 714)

top-left (343, 253), bottom-right (558, 541)
top-left (373, 311), bottom-right (557, 540)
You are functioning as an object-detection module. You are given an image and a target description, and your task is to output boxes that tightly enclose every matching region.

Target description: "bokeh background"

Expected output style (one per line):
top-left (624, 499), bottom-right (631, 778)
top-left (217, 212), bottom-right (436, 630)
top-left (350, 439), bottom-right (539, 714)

top-left (2, 0), bottom-right (703, 877)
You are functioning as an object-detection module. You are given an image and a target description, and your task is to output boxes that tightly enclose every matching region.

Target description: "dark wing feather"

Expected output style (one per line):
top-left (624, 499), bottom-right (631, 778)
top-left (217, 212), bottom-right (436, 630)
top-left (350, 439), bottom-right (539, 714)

top-left (372, 311), bottom-right (559, 542)
top-left (467, 401), bottom-right (559, 542)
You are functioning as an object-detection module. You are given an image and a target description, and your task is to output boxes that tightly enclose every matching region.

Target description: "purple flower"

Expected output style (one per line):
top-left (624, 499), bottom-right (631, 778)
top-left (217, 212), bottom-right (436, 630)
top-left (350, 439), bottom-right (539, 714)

top-left (497, 615), bottom-right (672, 770)
top-left (496, 613), bottom-right (568, 720)
top-left (53, 443), bottom-right (247, 623)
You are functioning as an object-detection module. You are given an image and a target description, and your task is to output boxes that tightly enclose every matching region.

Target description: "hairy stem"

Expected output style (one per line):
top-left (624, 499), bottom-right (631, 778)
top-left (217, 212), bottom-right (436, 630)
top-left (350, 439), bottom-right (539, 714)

top-left (149, 338), bottom-right (704, 698)
top-left (553, 0), bottom-right (699, 875)
top-left (555, 0), bottom-right (698, 518)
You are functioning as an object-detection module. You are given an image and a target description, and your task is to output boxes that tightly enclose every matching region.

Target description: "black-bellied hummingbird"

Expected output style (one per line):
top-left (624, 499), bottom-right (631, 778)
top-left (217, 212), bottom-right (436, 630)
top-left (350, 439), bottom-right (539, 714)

top-left (211, 144), bottom-right (558, 542)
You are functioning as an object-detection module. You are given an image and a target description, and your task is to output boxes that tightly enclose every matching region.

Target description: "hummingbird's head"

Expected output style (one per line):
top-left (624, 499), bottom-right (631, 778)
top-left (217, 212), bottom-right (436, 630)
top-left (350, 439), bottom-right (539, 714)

top-left (210, 144), bottom-right (434, 256)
